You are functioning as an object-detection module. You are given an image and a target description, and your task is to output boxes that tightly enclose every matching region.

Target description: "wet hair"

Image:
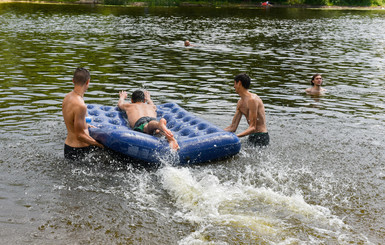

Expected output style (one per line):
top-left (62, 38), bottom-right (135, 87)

top-left (132, 90), bottom-right (145, 103)
top-left (73, 67), bottom-right (90, 86)
top-left (234, 73), bottom-right (251, 89)
top-left (311, 73), bottom-right (322, 86)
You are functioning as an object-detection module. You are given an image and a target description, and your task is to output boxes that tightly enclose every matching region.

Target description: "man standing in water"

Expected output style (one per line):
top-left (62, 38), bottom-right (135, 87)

top-left (118, 90), bottom-right (179, 150)
top-left (305, 73), bottom-right (326, 95)
top-left (225, 73), bottom-right (269, 147)
top-left (62, 67), bottom-right (103, 160)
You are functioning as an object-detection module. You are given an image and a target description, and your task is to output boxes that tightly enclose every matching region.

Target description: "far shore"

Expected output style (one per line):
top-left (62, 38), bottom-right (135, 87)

top-left (1, 0), bottom-right (385, 9)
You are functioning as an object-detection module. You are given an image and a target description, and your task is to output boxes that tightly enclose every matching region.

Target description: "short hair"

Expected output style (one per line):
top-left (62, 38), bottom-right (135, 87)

top-left (311, 73), bottom-right (321, 86)
top-left (234, 73), bottom-right (251, 89)
top-left (132, 90), bottom-right (145, 103)
top-left (73, 67), bottom-right (90, 86)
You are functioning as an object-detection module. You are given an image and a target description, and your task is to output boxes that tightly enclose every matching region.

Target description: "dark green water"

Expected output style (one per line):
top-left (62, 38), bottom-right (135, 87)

top-left (1, 3), bottom-right (384, 244)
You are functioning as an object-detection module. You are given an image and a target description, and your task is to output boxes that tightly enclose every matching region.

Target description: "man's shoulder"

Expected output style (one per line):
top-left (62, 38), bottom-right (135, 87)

top-left (250, 93), bottom-right (263, 102)
top-left (64, 95), bottom-right (86, 110)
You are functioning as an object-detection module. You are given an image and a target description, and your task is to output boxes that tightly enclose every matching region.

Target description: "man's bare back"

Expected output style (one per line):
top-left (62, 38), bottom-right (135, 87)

top-left (63, 92), bottom-right (90, 147)
top-left (237, 93), bottom-right (267, 134)
top-left (118, 90), bottom-right (179, 150)
top-left (123, 101), bottom-right (157, 129)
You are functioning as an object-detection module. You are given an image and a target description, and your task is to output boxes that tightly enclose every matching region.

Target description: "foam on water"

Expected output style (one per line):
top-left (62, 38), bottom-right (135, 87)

top-left (158, 163), bottom-right (369, 244)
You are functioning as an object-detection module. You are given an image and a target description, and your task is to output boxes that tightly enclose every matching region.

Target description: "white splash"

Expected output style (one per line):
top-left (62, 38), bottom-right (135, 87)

top-left (158, 165), bottom-right (351, 244)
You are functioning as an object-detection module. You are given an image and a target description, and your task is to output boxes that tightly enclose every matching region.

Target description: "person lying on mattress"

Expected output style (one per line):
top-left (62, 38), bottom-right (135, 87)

top-left (118, 90), bottom-right (180, 151)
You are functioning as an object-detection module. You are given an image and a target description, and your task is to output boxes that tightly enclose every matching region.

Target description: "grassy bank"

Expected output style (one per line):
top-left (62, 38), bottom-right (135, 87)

top-left (1, 0), bottom-right (385, 7)
top-left (99, 0), bottom-right (385, 7)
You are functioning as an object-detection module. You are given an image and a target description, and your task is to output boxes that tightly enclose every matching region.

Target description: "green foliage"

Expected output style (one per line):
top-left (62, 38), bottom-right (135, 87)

top-left (329, 0), bottom-right (385, 6)
top-left (100, 0), bottom-right (385, 6)
top-left (286, 0), bottom-right (305, 4)
top-left (303, 0), bottom-right (329, 5)
top-left (4, 0), bottom-right (384, 5)
top-left (269, 0), bottom-right (384, 5)
top-left (103, 0), bottom-right (127, 5)
top-left (328, 0), bottom-right (368, 6)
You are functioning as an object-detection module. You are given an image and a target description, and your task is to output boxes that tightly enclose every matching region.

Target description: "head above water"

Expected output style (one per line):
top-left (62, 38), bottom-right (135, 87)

top-left (184, 40), bottom-right (191, 47)
top-left (311, 73), bottom-right (322, 86)
top-left (132, 90), bottom-right (145, 103)
top-left (234, 73), bottom-right (251, 89)
top-left (73, 67), bottom-right (90, 86)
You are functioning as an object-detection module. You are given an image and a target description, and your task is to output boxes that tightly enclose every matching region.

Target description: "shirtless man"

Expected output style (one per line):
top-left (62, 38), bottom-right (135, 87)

top-left (225, 73), bottom-right (269, 147)
top-left (62, 67), bottom-right (103, 160)
top-left (118, 90), bottom-right (179, 150)
top-left (305, 73), bottom-right (326, 95)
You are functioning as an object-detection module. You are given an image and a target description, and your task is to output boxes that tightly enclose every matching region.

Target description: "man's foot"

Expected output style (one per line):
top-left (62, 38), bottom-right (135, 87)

top-left (168, 137), bottom-right (180, 151)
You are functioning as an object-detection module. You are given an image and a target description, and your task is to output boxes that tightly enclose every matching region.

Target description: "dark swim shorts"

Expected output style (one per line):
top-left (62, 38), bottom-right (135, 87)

top-left (64, 144), bottom-right (98, 161)
top-left (248, 132), bottom-right (270, 147)
top-left (133, 117), bottom-right (157, 132)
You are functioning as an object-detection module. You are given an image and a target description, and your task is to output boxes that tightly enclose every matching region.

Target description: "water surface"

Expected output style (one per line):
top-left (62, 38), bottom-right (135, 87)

top-left (0, 3), bottom-right (384, 244)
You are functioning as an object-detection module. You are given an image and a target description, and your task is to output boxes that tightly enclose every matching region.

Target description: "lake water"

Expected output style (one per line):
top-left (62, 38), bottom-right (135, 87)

top-left (1, 3), bottom-right (384, 244)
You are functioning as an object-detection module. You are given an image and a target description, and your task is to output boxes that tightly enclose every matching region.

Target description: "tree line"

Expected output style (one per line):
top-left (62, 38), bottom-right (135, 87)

top-left (272, 0), bottom-right (385, 6)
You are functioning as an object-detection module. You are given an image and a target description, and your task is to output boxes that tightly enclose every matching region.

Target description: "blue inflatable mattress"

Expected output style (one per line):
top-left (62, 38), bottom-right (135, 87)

top-left (87, 103), bottom-right (241, 165)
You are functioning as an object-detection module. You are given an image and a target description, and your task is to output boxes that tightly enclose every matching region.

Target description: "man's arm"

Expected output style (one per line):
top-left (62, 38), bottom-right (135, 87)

top-left (236, 100), bottom-right (258, 138)
top-left (118, 91), bottom-right (129, 110)
top-left (224, 102), bottom-right (242, 133)
top-left (74, 104), bottom-right (103, 148)
top-left (144, 90), bottom-right (154, 105)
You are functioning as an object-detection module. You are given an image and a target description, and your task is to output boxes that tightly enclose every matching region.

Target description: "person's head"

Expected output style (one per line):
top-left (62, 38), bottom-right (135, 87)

top-left (234, 73), bottom-right (251, 89)
top-left (184, 40), bottom-right (191, 47)
top-left (131, 90), bottom-right (145, 103)
top-left (311, 74), bottom-right (322, 86)
top-left (73, 67), bottom-right (90, 86)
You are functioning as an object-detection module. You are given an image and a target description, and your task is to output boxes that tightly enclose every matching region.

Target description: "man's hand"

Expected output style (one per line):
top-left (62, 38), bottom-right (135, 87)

top-left (119, 91), bottom-right (127, 99)
top-left (144, 90), bottom-right (151, 101)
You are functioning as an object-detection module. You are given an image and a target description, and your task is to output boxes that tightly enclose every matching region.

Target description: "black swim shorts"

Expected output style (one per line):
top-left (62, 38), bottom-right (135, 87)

top-left (133, 116), bottom-right (157, 132)
top-left (248, 132), bottom-right (270, 147)
top-left (64, 144), bottom-right (98, 161)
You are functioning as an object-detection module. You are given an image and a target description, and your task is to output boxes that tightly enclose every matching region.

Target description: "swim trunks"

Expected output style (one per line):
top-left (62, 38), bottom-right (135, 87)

top-left (64, 144), bottom-right (98, 161)
top-left (133, 116), bottom-right (157, 132)
top-left (248, 132), bottom-right (270, 147)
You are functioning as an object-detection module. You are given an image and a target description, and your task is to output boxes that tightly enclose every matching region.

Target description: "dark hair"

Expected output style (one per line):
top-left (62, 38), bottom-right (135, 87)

top-left (234, 73), bottom-right (251, 89)
top-left (132, 90), bottom-right (145, 103)
top-left (73, 67), bottom-right (90, 85)
top-left (311, 73), bottom-right (321, 86)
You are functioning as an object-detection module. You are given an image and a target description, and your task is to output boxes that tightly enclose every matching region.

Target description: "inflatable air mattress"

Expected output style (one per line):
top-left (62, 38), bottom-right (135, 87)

top-left (87, 103), bottom-right (241, 165)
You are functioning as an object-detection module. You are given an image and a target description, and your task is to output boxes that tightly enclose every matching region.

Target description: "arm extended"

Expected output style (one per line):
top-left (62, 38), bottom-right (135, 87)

top-left (236, 99), bottom-right (258, 138)
top-left (74, 105), bottom-right (103, 148)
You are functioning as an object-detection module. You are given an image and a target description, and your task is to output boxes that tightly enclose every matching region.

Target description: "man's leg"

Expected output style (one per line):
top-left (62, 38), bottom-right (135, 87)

top-left (145, 119), bottom-right (179, 150)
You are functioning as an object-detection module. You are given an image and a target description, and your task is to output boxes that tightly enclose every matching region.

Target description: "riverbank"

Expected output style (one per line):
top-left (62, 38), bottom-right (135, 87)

top-left (1, 0), bottom-right (385, 9)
